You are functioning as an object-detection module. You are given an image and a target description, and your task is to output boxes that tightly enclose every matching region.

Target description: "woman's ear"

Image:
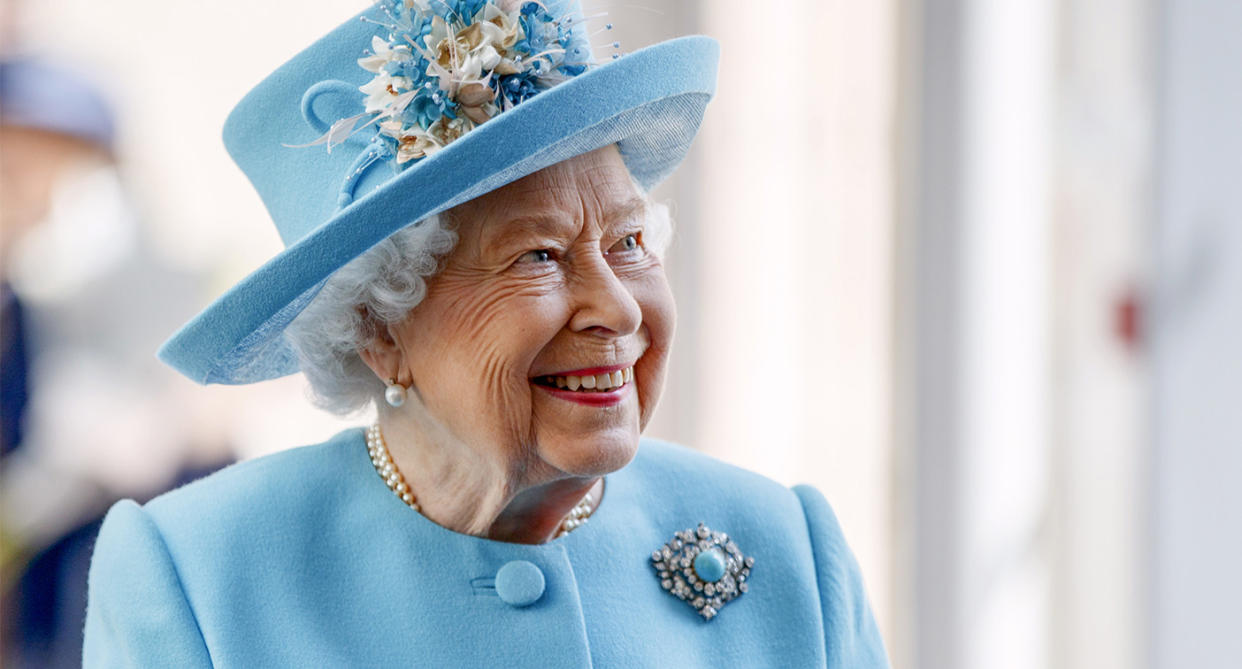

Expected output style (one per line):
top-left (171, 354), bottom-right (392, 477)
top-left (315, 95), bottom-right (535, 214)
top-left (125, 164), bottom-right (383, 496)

top-left (357, 315), bottom-right (406, 386)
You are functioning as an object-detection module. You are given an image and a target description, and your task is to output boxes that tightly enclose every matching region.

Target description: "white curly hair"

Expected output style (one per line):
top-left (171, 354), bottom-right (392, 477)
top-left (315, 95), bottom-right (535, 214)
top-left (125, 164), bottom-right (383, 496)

top-left (286, 178), bottom-right (673, 415)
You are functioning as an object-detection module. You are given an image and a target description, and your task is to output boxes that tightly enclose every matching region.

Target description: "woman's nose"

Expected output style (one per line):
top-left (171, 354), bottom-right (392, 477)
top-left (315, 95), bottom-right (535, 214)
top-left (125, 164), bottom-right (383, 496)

top-left (567, 253), bottom-right (642, 336)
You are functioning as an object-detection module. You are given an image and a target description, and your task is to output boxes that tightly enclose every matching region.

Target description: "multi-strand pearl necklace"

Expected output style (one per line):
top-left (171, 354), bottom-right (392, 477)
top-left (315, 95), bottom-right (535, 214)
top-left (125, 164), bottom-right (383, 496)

top-left (366, 424), bottom-right (595, 539)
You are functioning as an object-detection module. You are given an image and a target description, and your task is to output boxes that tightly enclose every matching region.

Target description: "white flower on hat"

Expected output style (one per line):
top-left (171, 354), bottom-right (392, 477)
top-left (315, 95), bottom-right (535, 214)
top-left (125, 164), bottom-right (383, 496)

top-left (358, 36), bottom-right (416, 115)
top-left (305, 0), bottom-right (598, 163)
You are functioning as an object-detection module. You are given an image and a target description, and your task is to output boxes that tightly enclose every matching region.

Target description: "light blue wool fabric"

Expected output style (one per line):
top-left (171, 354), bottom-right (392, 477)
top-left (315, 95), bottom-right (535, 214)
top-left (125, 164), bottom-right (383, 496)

top-left (156, 2), bottom-right (719, 386)
top-left (83, 431), bottom-right (890, 667)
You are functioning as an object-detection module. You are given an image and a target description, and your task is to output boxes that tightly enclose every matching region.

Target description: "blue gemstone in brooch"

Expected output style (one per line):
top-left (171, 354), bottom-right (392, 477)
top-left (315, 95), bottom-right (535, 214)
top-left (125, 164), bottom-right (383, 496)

top-left (650, 523), bottom-right (754, 620)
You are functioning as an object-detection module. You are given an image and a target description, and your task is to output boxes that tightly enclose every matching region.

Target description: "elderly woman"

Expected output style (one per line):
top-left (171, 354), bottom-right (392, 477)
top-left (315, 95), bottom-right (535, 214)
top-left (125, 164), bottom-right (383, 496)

top-left (83, 1), bottom-right (888, 667)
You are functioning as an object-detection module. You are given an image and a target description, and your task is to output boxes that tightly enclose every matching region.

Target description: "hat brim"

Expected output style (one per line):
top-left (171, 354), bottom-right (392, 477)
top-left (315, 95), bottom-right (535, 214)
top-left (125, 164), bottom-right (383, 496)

top-left (158, 35), bottom-right (718, 385)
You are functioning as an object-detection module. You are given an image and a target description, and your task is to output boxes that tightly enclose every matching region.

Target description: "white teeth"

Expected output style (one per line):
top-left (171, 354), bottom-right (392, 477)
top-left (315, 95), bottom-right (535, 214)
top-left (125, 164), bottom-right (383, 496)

top-left (541, 366), bottom-right (635, 392)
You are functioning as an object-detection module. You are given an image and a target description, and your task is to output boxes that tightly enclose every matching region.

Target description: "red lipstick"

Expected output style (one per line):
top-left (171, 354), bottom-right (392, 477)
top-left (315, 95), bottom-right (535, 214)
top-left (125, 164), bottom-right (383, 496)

top-left (535, 382), bottom-right (632, 407)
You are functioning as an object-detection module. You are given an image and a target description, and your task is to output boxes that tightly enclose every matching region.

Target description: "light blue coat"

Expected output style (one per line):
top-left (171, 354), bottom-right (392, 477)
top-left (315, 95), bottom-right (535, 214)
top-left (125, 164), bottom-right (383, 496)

top-left (83, 429), bottom-right (889, 667)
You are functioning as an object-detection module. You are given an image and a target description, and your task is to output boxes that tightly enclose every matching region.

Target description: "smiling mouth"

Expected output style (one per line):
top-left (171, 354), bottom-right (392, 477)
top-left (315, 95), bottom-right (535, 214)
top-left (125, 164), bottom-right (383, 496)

top-left (532, 366), bottom-right (634, 392)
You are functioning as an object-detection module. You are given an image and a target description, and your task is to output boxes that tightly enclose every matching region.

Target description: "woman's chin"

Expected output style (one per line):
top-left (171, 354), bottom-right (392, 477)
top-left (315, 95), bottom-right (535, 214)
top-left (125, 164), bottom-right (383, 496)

top-left (537, 428), bottom-right (641, 478)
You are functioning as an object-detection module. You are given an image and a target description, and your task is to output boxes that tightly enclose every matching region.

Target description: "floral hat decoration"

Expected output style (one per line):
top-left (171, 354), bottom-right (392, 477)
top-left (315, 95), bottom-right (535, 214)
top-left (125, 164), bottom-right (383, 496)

top-left (341, 0), bottom-right (594, 166)
top-left (158, 0), bottom-right (718, 385)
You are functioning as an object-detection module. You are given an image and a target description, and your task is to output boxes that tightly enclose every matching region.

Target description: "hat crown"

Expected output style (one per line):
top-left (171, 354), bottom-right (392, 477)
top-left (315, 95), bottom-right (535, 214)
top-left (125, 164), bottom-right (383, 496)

top-left (224, 1), bottom-right (591, 247)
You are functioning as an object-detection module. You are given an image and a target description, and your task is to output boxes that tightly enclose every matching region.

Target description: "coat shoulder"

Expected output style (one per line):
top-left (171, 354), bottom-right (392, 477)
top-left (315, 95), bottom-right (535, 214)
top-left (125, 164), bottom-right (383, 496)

top-left (633, 438), bottom-right (788, 488)
top-left (630, 438), bottom-right (807, 524)
top-left (141, 428), bottom-right (363, 535)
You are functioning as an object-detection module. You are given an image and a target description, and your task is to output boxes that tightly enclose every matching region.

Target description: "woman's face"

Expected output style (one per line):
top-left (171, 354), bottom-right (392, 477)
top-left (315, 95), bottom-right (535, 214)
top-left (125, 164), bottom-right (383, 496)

top-left (385, 145), bottom-right (674, 481)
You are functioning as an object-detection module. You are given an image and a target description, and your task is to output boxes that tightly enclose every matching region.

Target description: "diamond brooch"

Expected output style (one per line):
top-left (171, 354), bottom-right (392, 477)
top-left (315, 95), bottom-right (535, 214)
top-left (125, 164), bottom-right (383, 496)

top-left (650, 523), bottom-right (754, 621)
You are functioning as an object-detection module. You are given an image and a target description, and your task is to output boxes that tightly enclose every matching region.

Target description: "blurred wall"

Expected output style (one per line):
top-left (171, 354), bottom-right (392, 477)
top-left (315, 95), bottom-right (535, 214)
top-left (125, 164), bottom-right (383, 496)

top-left (1151, 0), bottom-right (1242, 666)
top-left (1050, 1), bottom-right (1151, 668)
top-left (898, 1), bottom-right (1154, 668)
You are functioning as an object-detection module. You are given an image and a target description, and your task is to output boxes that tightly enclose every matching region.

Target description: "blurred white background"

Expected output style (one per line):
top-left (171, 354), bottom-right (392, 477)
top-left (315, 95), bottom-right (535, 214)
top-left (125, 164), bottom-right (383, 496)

top-left (3, 0), bottom-right (1240, 667)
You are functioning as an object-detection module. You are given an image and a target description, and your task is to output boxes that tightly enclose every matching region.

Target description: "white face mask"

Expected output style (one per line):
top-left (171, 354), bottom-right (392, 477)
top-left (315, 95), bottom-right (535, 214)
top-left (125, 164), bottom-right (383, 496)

top-left (9, 162), bottom-right (137, 303)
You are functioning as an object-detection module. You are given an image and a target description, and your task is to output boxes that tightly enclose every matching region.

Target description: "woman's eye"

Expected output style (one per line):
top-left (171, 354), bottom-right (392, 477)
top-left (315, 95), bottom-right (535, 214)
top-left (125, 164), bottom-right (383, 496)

top-left (517, 249), bottom-right (553, 264)
top-left (609, 233), bottom-right (641, 253)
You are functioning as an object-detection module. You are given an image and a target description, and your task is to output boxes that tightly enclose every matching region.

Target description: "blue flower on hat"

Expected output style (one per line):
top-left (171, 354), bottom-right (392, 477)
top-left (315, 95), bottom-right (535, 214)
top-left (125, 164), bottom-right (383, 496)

top-left (312, 0), bottom-right (596, 165)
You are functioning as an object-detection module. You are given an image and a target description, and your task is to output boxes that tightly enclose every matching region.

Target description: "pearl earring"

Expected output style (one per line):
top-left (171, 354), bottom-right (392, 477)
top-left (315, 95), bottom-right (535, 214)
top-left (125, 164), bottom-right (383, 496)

top-left (384, 378), bottom-right (407, 408)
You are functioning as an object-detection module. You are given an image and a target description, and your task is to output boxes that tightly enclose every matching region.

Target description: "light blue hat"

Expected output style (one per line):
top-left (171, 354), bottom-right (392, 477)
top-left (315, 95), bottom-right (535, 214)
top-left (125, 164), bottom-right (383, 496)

top-left (158, 0), bottom-right (718, 385)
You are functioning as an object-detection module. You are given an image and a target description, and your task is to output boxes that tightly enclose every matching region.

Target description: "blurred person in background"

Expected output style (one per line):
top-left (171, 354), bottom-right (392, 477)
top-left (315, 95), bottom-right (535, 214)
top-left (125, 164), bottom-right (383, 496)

top-left (81, 1), bottom-right (888, 667)
top-left (0, 58), bottom-right (232, 667)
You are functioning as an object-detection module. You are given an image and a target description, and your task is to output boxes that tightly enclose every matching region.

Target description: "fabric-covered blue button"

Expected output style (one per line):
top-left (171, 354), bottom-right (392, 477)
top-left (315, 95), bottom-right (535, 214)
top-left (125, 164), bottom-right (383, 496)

top-left (693, 548), bottom-right (727, 583)
top-left (495, 560), bottom-right (545, 607)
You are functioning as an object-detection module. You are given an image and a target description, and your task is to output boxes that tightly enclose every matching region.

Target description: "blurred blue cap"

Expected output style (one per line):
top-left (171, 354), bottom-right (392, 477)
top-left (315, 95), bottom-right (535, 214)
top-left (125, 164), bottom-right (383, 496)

top-left (0, 58), bottom-right (116, 150)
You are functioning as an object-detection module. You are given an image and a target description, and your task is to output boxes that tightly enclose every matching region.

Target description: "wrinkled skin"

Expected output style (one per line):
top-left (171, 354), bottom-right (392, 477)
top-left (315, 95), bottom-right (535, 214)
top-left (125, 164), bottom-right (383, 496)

top-left (359, 145), bottom-right (675, 543)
